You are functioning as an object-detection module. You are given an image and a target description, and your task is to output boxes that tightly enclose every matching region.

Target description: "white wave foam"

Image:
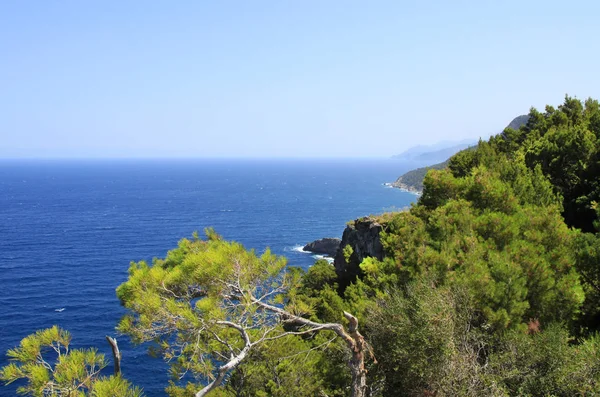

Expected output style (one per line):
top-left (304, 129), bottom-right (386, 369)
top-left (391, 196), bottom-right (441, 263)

top-left (312, 254), bottom-right (334, 263)
top-left (287, 245), bottom-right (335, 263)
top-left (288, 245), bottom-right (307, 253)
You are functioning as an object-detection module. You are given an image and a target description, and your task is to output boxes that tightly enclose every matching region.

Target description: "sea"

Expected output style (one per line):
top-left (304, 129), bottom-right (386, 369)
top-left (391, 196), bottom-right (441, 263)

top-left (0, 158), bottom-right (418, 396)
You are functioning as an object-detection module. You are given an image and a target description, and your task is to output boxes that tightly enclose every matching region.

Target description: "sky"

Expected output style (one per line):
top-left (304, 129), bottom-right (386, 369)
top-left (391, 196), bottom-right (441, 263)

top-left (1, 1), bottom-right (599, 158)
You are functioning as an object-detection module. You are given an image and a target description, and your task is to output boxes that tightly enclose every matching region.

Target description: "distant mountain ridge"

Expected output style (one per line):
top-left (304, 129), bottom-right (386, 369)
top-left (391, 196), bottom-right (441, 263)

top-left (392, 115), bottom-right (529, 193)
top-left (412, 143), bottom-right (475, 163)
top-left (392, 139), bottom-right (476, 165)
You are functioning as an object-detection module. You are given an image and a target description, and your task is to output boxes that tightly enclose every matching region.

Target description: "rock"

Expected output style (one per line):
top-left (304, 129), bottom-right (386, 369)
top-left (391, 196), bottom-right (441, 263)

top-left (334, 217), bottom-right (385, 287)
top-left (303, 238), bottom-right (341, 258)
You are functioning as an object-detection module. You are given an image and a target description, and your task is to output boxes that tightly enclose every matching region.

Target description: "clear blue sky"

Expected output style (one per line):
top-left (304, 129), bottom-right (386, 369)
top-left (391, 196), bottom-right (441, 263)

top-left (1, 1), bottom-right (599, 158)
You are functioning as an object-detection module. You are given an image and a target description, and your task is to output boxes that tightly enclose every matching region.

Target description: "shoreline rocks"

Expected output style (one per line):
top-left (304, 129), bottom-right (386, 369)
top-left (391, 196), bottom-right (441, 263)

top-left (391, 181), bottom-right (422, 195)
top-left (302, 238), bottom-right (341, 258)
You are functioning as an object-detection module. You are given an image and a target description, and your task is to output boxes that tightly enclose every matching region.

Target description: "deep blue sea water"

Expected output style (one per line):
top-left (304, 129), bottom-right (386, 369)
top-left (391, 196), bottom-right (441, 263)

top-left (0, 159), bottom-right (417, 396)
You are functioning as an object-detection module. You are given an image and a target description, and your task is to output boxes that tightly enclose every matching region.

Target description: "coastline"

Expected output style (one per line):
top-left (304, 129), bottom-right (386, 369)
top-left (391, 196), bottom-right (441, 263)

top-left (384, 181), bottom-right (422, 196)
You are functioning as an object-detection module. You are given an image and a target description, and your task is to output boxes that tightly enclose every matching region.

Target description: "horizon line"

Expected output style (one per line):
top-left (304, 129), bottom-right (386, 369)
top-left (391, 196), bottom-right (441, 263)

top-left (0, 155), bottom-right (402, 161)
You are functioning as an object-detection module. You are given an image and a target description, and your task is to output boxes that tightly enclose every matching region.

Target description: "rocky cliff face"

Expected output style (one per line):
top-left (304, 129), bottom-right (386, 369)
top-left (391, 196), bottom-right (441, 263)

top-left (333, 217), bottom-right (385, 285)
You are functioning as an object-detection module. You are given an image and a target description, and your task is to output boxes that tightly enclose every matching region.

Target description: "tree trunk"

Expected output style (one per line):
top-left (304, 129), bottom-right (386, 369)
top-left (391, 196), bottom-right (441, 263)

top-left (343, 312), bottom-right (368, 397)
top-left (105, 336), bottom-right (121, 376)
top-left (195, 344), bottom-right (251, 397)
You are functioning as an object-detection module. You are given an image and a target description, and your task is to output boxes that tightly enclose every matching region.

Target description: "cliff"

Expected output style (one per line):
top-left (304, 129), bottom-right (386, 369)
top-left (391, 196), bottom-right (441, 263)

top-left (333, 217), bottom-right (386, 285)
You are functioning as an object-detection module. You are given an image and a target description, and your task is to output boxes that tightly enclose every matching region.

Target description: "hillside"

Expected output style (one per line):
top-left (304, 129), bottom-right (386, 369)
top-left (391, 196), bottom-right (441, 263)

top-left (506, 114), bottom-right (530, 130)
top-left (326, 96), bottom-right (600, 396)
top-left (392, 114), bottom-right (529, 193)
top-left (391, 159), bottom-right (450, 193)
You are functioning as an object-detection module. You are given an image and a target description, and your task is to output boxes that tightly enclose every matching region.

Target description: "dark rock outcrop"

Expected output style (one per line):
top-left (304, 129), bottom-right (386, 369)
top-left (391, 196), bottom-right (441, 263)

top-left (303, 238), bottom-right (341, 258)
top-left (334, 217), bottom-right (385, 286)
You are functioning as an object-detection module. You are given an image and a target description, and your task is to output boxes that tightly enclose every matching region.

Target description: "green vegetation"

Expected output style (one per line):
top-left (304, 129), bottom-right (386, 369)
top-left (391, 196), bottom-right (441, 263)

top-left (117, 230), bottom-right (371, 397)
top-left (4, 96), bottom-right (600, 396)
top-left (0, 326), bottom-right (141, 397)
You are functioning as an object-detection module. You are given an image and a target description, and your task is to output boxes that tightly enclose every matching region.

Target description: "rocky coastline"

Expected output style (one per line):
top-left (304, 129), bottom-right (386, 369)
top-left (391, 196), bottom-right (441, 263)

top-left (390, 181), bottom-right (422, 195)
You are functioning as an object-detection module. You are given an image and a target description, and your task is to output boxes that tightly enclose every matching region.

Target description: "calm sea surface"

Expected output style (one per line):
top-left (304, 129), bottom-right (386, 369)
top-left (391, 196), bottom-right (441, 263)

top-left (0, 159), bottom-right (417, 396)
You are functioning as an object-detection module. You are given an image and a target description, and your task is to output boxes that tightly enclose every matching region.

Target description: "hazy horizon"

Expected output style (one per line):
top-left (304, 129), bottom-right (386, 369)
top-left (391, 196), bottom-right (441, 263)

top-left (0, 154), bottom-right (417, 160)
top-left (2, 1), bottom-right (598, 158)
top-left (0, 138), bottom-right (478, 160)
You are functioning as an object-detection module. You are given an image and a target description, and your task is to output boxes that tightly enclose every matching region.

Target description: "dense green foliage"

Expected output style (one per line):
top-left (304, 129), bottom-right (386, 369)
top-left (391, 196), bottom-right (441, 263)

top-left (357, 96), bottom-right (600, 395)
top-left (4, 96), bottom-right (600, 396)
top-left (335, 96), bottom-right (600, 395)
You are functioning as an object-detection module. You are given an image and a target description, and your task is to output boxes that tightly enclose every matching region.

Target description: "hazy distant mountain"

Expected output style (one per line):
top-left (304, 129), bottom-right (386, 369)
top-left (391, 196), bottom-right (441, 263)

top-left (392, 139), bottom-right (476, 164)
top-left (412, 143), bottom-right (476, 163)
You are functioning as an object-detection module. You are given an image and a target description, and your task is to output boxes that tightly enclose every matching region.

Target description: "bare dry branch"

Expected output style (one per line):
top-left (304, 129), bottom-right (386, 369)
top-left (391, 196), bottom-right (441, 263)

top-left (105, 336), bottom-right (121, 376)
